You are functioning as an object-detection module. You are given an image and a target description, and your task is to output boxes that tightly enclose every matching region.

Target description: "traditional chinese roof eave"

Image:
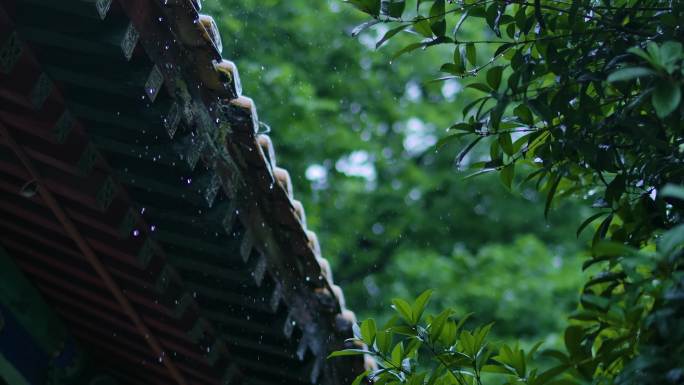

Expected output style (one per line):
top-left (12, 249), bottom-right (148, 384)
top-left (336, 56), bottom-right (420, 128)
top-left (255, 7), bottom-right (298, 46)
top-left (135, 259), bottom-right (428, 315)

top-left (0, 0), bottom-right (367, 384)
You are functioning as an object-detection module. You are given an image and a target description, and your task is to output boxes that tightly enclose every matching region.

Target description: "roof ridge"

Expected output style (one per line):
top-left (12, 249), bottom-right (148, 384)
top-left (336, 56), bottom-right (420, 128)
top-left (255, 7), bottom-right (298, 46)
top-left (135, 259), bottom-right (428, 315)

top-left (128, 0), bottom-right (372, 381)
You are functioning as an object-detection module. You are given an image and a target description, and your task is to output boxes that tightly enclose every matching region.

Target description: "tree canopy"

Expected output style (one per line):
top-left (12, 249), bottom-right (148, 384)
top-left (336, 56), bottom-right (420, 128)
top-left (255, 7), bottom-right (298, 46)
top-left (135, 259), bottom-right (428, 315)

top-left (332, 0), bottom-right (683, 384)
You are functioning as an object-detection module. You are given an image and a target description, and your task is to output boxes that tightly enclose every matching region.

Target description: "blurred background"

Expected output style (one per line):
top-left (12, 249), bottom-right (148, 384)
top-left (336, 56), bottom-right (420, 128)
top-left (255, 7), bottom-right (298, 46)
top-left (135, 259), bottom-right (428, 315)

top-left (203, 0), bottom-right (591, 348)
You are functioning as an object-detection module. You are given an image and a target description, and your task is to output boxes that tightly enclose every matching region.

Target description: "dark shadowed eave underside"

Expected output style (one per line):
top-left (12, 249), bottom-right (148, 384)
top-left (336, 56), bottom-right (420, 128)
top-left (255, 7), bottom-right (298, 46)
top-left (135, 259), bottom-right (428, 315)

top-left (0, 0), bottom-right (368, 384)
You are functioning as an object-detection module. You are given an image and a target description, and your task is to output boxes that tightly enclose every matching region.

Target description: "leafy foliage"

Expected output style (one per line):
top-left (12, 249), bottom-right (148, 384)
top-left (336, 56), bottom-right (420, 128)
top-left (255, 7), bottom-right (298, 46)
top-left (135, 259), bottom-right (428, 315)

top-left (331, 290), bottom-right (575, 385)
top-left (334, 227), bottom-right (684, 385)
top-left (340, 0), bottom-right (684, 383)
top-left (375, 236), bottom-right (584, 344)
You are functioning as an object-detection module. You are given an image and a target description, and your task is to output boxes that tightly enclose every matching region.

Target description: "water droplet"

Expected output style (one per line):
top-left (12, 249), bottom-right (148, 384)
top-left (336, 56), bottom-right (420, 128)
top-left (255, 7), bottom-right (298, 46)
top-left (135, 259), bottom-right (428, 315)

top-left (132, 229), bottom-right (140, 237)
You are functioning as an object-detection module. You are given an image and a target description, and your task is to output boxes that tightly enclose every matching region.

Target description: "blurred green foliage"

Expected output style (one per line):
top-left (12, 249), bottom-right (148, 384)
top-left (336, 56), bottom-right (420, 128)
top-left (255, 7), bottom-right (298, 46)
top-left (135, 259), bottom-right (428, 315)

top-left (203, 0), bottom-right (587, 349)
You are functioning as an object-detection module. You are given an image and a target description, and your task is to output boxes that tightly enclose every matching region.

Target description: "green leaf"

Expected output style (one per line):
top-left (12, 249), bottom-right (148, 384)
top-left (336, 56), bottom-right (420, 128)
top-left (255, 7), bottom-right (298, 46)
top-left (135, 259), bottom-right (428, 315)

top-left (513, 104), bottom-right (533, 125)
top-left (535, 364), bottom-right (570, 385)
top-left (463, 168), bottom-right (497, 179)
top-left (411, 289), bottom-right (433, 324)
top-left (361, 318), bottom-right (377, 345)
top-left (436, 132), bottom-right (469, 149)
top-left (564, 326), bottom-right (585, 360)
top-left (344, 0), bottom-right (381, 16)
top-left (498, 132), bottom-right (513, 155)
top-left (429, 0), bottom-right (446, 36)
top-left (627, 46), bottom-right (654, 66)
top-left (494, 42), bottom-right (514, 57)
top-left (429, 309), bottom-right (451, 341)
top-left (390, 42), bottom-right (423, 61)
top-left (580, 293), bottom-right (610, 310)
top-left (440, 63), bottom-right (463, 76)
top-left (453, 45), bottom-right (466, 73)
top-left (660, 41), bottom-right (683, 73)
top-left (490, 97), bottom-right (508, 130)
top-left (381, 0), bottom-right (406, 18)
top-left (607, 67), bottom-right (655, 82)
top-left (351, 19), bottom-right (381, 37)
top-left (351, 370), bottom-right (370, 385)
top-left (486, 66), bottom-right (504, 90)
top-left (500, 163), bottom-right (515, 189)
top-left (391, 298), bottom-right (414, 324)
top-left (591, 241), bottom-right (636, 257)
top-left (465, 82), bottom-right (493, 93)
top-left (465, 43), bottom-right (476, 66)
top-left (481, 364), bottom-right (512, 374)
top-left (413, 18), bottom-right (433, 37)
top-left (376, 24), bottom-right (408, 49)
top-left (448, 122), bottom-right (475, 132)
top-left (659, 223), bottom-right (684, 255)
top-left (456, 136), bottom-right (483, 165)
top-left (591, 213), bottom-right (614, 247)
top-left (576, 212), bottom-right (608, 238)
top-left (328, 349), bottom-right (371, 358)
top-left (652, 80), bottom-right (681, 118)
top-left (544, 174), bottom-right (562, 219)
top-left (459, 330), bottom-right (476, 357)
top-left (376, 329), bottom-right (393, 353)
top-left (391, 341), bottom-right (404, 365)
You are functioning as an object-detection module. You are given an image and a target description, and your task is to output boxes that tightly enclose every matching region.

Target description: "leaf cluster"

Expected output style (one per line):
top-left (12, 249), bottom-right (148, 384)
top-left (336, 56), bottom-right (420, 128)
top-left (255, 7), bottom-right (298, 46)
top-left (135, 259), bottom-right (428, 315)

top-left (331, 290), bottom-right (576, 385)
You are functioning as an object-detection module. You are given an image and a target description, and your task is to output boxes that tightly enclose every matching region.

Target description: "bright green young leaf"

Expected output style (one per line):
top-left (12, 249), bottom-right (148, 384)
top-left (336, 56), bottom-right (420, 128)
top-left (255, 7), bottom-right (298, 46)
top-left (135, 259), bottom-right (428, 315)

top-left (392, 298), bottom-right (414, 324)
top-left (376, 329), bottom-right (393, 353)
top-left (361, 318), bottom-right (377, 345)
top-left (411, 289), bottom-right (433, 324)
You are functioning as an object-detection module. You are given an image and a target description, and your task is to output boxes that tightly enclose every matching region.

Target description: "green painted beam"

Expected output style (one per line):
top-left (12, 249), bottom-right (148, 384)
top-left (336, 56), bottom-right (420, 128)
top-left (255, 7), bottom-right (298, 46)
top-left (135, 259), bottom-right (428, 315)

top-left (0, 353), bottom-right (29, 385)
